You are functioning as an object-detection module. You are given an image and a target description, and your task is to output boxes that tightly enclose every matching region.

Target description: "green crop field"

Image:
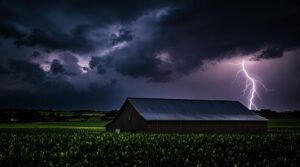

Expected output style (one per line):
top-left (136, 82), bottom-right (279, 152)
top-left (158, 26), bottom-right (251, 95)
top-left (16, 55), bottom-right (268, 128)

top-left (0, 128), bottom-right (299, 166)
top-left (267, 119), bottom-right (300, 133)
top-left (0, 121), bottom-right (109, 131)
top-left (268, 119), bottom-right (300, 128)
top-left (0, 119), bottom-right (299, 166)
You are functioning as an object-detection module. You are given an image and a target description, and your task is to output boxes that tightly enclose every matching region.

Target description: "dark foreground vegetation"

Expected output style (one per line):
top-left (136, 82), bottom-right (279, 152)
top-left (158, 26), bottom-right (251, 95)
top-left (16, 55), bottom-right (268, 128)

top-left (0, 128), bottom-right (299, 167)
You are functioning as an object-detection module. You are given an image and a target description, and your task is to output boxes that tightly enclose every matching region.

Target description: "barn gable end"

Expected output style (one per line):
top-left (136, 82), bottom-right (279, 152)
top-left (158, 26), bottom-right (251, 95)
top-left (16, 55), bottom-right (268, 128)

top-left (106, 100), bottom-right (147, 132)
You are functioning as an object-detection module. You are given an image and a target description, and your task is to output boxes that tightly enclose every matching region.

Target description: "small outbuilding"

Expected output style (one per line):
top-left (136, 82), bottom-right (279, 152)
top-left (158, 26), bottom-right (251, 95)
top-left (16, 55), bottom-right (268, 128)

top-left (106, 98), bottom-right (267, 133)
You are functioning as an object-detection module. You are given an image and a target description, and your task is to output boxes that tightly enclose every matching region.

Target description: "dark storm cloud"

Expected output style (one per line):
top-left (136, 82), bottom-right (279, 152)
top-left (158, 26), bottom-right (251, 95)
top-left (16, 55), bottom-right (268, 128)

top-left (255, 47), bottom-right (285, 61)
top-left (14, 27), bottom-right (96, 53)
top-left (89, 56), bottom-right (111, 75)
top-left (96, 64), bottom-right (106, 75)
top-left (183, 1), bottom-right (297, 65)
top-left (7, 59), bottom-right (46, 83)
top-left (0, 65), bottom-right (9, 75)
top-left (111, 28), bottom-right (133, 46)
top-left (0, 79), bottom-right (121, 110)
top-left (114, 47), bottom-right (173, 82)
top-left (50, 53), bottom-right (82, 76)
top-left (0, 5), bottom-right (27, 39)
top-left (50, 59), bottom-right (65, 75)
top-left (31, 51), bottom-right (41, 58)
top-left (103, 0), bottom-right (299, 81)
top-left (0, 0), bottom-right (299, 110)
top-left (89, 56), bottom-right (105, 69)
top-left (0, 0), bottom-right (171, 52)
top-left (0, 21), bottom-right (27, 39)
top-left (2, 0), bottom-right (298, 67)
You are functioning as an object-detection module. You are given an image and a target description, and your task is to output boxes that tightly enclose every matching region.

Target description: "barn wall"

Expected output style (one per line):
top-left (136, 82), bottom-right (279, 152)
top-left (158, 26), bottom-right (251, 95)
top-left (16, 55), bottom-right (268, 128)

top-left (106, 101), bottom-right (147, 132)
top-left (147, 121), bottom-right (267, 133)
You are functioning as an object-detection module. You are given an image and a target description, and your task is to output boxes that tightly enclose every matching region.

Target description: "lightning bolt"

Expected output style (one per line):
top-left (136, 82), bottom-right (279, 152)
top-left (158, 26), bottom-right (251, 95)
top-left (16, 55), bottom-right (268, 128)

top-left (241, 60), bottom-right (258, 110)
top-left (224, 59), bottom-right (269, 110)
top-left (239, 60), bottom-right (268, 110)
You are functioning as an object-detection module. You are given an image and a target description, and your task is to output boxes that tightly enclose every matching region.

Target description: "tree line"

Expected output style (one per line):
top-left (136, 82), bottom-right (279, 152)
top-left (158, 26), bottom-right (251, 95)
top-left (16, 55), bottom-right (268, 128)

top-left (0, 108), bottom-right (118, 122)
top-left (0, 108), bottom-right (299, 122)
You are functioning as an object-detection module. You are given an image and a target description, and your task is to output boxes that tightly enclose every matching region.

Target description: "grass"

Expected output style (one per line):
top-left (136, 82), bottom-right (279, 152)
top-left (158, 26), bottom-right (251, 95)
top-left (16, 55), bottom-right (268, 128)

top-left (68, 117), bottom-right (104, 121)
top-left (0, 120), bottom-right (109, 131)
top-left (268, 119), bottom-right (300, 128)
top-left (267, 119), bottom-right (300, 133)
top-left (0, 119), bottom-right (299, 133)
top-left (39, 111), bottom-right (104, 117)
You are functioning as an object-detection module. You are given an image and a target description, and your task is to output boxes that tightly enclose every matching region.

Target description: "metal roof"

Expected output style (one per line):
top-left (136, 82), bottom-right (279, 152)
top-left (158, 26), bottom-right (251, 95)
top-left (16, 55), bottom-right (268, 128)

top-left (128, 98), bottom-right (267, 121)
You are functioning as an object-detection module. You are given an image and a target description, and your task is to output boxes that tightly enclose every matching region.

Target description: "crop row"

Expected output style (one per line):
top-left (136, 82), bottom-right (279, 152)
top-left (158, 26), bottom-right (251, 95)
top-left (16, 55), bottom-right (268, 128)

top-left (0, 129), bottom-right (299, 167)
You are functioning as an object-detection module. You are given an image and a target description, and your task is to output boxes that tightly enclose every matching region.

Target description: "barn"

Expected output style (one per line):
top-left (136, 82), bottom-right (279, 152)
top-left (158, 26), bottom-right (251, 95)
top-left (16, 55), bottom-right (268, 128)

top-left (106, 98), bottom-right (267, 133)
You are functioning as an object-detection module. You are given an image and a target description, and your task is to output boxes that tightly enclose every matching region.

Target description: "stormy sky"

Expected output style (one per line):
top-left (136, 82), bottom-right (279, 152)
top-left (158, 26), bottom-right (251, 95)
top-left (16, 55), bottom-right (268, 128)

top-left (0, 0), bottom-right (299, 111)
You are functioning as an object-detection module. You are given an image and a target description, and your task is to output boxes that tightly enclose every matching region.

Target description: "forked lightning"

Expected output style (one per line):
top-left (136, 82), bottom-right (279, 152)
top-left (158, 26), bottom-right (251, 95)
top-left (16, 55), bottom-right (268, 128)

top-left (240, 60), bottom-right (267, 110)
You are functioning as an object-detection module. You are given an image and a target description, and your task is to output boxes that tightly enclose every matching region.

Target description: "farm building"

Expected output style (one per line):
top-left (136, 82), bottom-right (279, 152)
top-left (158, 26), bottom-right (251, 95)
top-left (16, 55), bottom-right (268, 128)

top-left (106, 98), bottom-right (267, 133)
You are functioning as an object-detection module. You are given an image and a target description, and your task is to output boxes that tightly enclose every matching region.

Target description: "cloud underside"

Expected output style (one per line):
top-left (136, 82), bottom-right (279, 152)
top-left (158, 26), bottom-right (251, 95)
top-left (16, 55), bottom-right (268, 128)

top-left (1, 1), bottom-right (299, 80)
top-left (0, 0), bottom-right (299, 109)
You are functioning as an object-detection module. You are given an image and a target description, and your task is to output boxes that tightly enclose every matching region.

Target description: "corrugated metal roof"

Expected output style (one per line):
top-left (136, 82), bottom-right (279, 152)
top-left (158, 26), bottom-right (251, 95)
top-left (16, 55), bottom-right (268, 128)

top-left (128, 98), bottom-right (267, 121)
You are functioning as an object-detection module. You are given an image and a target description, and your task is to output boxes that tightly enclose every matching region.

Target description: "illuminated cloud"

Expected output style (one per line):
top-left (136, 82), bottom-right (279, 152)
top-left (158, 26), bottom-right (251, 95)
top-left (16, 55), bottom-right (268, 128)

top-left (0, 0), bottom-right (298, 110)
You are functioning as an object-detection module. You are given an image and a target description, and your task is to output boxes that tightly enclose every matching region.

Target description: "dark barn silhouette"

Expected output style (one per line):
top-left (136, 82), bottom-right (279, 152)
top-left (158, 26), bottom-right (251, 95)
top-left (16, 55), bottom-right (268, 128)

top-left (106, 98), bottom-right (267, 133)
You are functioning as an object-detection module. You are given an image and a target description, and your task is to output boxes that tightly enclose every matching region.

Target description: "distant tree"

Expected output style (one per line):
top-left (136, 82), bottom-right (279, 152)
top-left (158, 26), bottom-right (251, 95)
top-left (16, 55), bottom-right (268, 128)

top-left (83, 115), bottom-right (89, 121)
top-left (255, 109), bottom-right (300, 119)
top-left (101, 110), bottom-right (118, 120)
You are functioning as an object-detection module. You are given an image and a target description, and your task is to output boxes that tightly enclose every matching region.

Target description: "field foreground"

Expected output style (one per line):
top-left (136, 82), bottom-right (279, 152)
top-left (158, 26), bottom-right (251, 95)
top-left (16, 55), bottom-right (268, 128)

top-left (0, 129), bottom-right (299, 167)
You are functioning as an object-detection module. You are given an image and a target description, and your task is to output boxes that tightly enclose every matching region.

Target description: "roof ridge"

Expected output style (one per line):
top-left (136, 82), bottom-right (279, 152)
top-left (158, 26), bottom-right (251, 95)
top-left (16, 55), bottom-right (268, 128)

top-left (125, 97), bottom-right (266, 121)
top-left (127, 97), bottom-right (239, 103)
